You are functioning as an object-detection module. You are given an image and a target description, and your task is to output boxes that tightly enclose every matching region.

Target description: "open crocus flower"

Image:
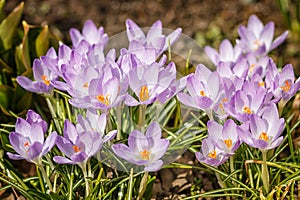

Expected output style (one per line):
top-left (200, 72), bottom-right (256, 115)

top-left (195, 136), bottom-right (228, 167)
top-left (224, 87), bottom-right (266, 122)
top-left (236, 14), bottom-right (288, 55)
top-left (208, 119), bottom-right (242, 155)
top-left (53, 119), bottom-right (104, 165)
top-left (70, 19), bottom-right (108, 48)
top-left (204, 39), bottom-right (242, 66)
top-left (112, 121), bottom-right (169, 172)
top-left (272, 64), bottom-right (300, 102)
top-left (76, 110), bottom-right (117, 142)
top-left (124, 62), bottom-right (176, 106)
top-left (177, 64), bottom-right (224, 119)
top-left (239, 103), bottom-right (284, 150)
top-left (126, 19), bottom-right (182, 57)
top-left (7, 110), bottom-right (57, 164)
top-left (17, 59), bottom-right (57, 94)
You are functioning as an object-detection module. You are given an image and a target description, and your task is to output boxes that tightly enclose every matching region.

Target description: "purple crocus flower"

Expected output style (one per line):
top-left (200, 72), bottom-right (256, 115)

top-left (236, 14), bottom-right (288, 55)
top-left (239, 103), bottom-right (284, 150)
top-left (17, 59), bottom-right (57, 94)
top-left (70, 19), bottom-right (108, 48)
top-left (272, 64), bottom-right (300, 102)
top-left (112, 121), bottom-right (169, 172)
top-left (124, 62), bottom-right (176, 106)
top-left (177, 64), bottom-right (224, 119)
top-left (7, 110), bottom-right (57, 164)
top-left (208, 119), bottom-right (241, 155)
top-left (195, 136), bottom-right (228, 167)
top-left (204, 39), bottom-right (242, 66)
top-left (126, 19), bottom-right (182, 57)
top-left (53, 119), bottom-right (104, 165)
top-left (76, 110), bottom-right (117, 142)
top-left (224, 86), bottom-right (266, 122)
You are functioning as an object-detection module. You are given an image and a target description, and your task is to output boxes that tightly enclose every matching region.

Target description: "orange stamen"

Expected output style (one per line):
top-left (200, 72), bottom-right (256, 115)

top-left (208, 150), bottom-right (217, 159)
top-left (96, 94), bottom-right (110, 105)
top-left (83, 82), bottom-right (89, 88)
top-left (140, 149), bottom-right (151, 160)
top-left (224, 139), bottom-right (232, 148)
top-left (249, 64), bottom-right (256, 72)
top-left (259, 132), bottom-right (268, 141)
top-left (280, 80), bottom-right (291, 92)
top-left (42, 75), bottom-right (50, 86)
top-left (242, 106), bottom-right (252, 114)
top-left (24, 141), bottom-right (30, 147)
top-left (139, 86), bottom-right (149, 101)
top-left (258, 82), bottom-right (265, 87)
top-left (72, 145), bottom-right (80, 153)
top-left (200, 90), bottom-right (206, 96)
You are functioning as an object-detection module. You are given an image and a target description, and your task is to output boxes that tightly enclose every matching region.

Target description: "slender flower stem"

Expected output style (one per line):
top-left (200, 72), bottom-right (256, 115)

top-left (215, 171), bottom-right (230, 200)
top-left (45, 97), bottom-right (62, 134)
top-left (79, 161), bottom-right (90, 198)
top-left (38, 164), bottom-right (53, 192)
top-left (229, 156), bottom-right (237, 185)
top-left (261, 150), bottom-right (270, 193)
top-left (138, 104), bottom-right (146, 132)
top-left (116, 105), bottom-right (123, 140)
top-left (137, 171), bottom-right (149, 200)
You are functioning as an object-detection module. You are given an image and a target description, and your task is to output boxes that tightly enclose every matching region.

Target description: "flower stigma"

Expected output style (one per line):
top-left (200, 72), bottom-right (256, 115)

top-left (280, 80), bottom-right (291, 92)
top-left (139, 86), bottom-right (149, 101)
top-left (242, 106), bottom-right (253, 114)
top-left (24, 141), bottom-right (30, 147)
top-left (200, 90), bottom-right (206, 96)
top-left (72, 145), bottom-right (81, 153)
top-left (259, 132), bottom-right (268, 142)
top-left (42, 75), bottom-right (50, 86)
top-left (83, 82), bottom-right (89, 88)
top-left (140, 149), bottom-right (151, 160)
top-left (208, 150), bottom-right (217, 159)
top-left (224, 139), bottom-right (232, 148)
top-left (96, 94), bottom-right (111, 105)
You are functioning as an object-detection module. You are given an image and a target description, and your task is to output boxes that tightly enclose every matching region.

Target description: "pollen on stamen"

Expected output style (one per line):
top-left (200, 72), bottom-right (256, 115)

top-left (200, 90), bottom-right (206, 96)
top-left (280, 80), bottom-right (291, 92)
top-left (249, 64), bottom-right (256, 72)
top-left (253, 39), bottom-right (261, 50)
top-left (96, 94), bottom-right (110, 105)
top-left (258, 82), bottom-right (265, 87)
top-left (42, 75), bottom-right (50, 86)
top-left (83, 82), bottom-right (89, 88)
top-left (208, 150), bottom-right (217, 159)
top-left (72, 145), bottom-right (80, 153)
top-left (259, 132), bottom-right (268, 141)
top-left (24, 141), bottom-right (30, 147)
top-left (140, 149), bottom-right (151, 160)
top-left (242, 106), bottom-right (253, 114)
top-left (224, 139), bottom-right (232, 148)
top-left (139, 86), bottom-right (149, 102)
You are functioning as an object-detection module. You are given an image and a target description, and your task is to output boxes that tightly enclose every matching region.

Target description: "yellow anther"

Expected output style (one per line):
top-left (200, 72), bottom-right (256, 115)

top-left (139, 86), bottom-right (149, 101)
top-left (224, 139), bottom-right (232, 148)
top-left (24, 141), bottom-right (30, 147)
top-left (42, 75), bottom-right (50, 86)
top-left (259, 132), bottom-right (268, 142)
top-left (96, 94), bottom-right (110, 105)
top-left (208, 150), bottom-right (217, 159)
top-left (140, 149), bottom-right (151, 160)
top-left (242, 106), bottom-right (253, 114)
top-left (72, 145), bottom-right (80, 153)
top-left (200, 90), bottom-right (206, 96)
top-left (258, 82), bottom-right (265, 87)
top-left (83, 82), bottom-right (89, 88)
top-left (280, 80), bottom-right (291, 92)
